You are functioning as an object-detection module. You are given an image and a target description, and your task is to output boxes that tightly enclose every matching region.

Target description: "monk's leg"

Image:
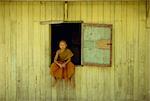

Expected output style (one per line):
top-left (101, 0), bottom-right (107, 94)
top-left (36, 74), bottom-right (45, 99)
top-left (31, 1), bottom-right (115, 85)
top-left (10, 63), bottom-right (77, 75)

top-left (50, 63), bottom-right (57, 76)
top-left (66, 62), bottom-right (75, 88)
top-left (50, 62), bottom-right (63, 79)
top-left (69, 75), bottom-right (75, 88)
top-left (51, 77), bottom-right (57, 87)
top-left (66, 62), bottom-right (75, 79)
top-left (50, 63), bottom-right (63, 87)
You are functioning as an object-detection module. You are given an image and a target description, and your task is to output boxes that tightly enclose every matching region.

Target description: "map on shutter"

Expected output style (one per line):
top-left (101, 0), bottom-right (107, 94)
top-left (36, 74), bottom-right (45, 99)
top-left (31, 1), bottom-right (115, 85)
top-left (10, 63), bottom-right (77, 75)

top-left (82, 24), bottom-right (112, 67)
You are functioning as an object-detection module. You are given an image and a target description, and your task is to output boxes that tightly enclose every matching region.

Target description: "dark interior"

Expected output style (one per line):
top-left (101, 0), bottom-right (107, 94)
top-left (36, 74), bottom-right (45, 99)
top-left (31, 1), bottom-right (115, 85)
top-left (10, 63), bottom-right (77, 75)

top-left (50, 23), bottom-right (81, 65)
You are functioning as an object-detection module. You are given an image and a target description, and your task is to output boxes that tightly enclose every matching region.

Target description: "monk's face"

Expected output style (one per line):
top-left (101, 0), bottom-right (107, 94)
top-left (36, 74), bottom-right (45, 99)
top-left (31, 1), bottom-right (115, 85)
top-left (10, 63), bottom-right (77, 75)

top-left (59, 42), bottom-right (67, 50)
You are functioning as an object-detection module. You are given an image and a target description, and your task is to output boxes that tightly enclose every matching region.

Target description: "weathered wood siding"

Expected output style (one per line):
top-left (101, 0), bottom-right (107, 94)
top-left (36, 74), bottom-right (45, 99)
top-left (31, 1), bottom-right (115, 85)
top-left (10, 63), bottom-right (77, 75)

top-left (0, 1), bottom-right (149, 101)
top-left (148, 28), bottom-right (150, 101)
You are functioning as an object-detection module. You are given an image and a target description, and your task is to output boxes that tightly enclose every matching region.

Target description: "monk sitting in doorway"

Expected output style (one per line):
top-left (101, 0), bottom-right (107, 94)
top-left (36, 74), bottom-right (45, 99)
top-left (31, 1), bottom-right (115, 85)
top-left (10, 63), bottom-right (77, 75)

top-left (50, 40), bottom-right (75, 87)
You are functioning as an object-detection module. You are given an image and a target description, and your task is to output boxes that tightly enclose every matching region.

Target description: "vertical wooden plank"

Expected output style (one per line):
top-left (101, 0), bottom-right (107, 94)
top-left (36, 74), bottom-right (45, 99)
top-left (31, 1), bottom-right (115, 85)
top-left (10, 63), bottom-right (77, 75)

top-left (145, 27), bottom-right (150, 101)
top-left (98, 68), bottom-right (105, 101)
top-left (68, 1), bottom-right (72, 20)
top-left (126, 2), bottom-right (135, 101)
top-left (75, 67), bottom-right (81, 101)
top-left (86, 67), bottom-right (90, 101)
top-left (147, 26), bottom-right (150, 100)
top-left (103, 1), bottom-right (111, 23)
top-left (0, 44), bottom-right (6, 101)
top-left (132, 2), bottom-right (139, 101)
top-left (45, 26), bottom-right (51, 99)
top-left (28, 2), bottom-right (36, 101)
top-left (68, 1), bottom-right (75, 21)
top-left (72, 1), bottom-right (77, 21)
top-left (148, 29), bottom-right (150, 101)
top-left (138, 1), bottom-right (147, 101)
top-left (10, 2), bottom-right (17, 101)
top-left (57, 2), bottom-right (64, 20)
top-left (121, 1), bottom-right (128, 101)
top-left (92, 68), bottom-right (99, 101)
top-left (0, 47), bottom-right (6, 100)
top-left (80, 2), bottom-right (87, 22)
top-left (16, 2), bottom-right (22, 101)
top-left (51, 2), bottom-right (55, 21)
top-left (45, 2), bottom-right (52, 101)
top-left (45, 2), bottom-right (52, 21)
top-left (88, 68), bottom-right (92, 101)
top-left (114, 1), bottom-right (123, 101)
top-left (5, 2), bottom-right (11, 101)
top-left (81, 67), bottom-right (88, 101)
top-left (97, 1), bottom-right (104, 23)
top-left (40, 2), bottom-right (46, 101)
top-left (86, 1), bottom-right (92, 23)
top-left (0, 1), bottom-right (5, 44)
top-left (0, 2), bottom-right (6, 101)
top-left (4, 2), bottom-right (17, 101)
top-left (21, 2), bottom-right (29, 101)
top-left (33, 2), bottom-right (41, 101)
top-left (91, 68), bottom-right (96, 101)
top-left (74, 2), bottom-right (81, 21)
top-left (95, 68), bottom-right (101, 101)
top-left (50, 2), bottom-right (64, 21)
top-left (92, 1), bottom-right (99, 23)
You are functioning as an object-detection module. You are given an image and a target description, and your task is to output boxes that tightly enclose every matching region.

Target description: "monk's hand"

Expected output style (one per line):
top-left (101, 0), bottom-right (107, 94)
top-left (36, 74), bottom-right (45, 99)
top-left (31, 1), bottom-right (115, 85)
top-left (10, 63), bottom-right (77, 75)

top-left (62, 63), bottom-right (66, 68)
top-left (58, 64), bottom-right (63, 68)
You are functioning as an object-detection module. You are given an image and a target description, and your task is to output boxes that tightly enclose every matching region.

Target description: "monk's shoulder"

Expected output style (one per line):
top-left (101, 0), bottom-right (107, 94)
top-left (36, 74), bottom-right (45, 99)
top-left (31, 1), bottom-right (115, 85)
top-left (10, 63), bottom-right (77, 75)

top-left (56, 49), bottom-right (60, 54)
top-left (66, 48), bottom-right (73, 56)
top-left (66, 48), bottom-right (72, 53)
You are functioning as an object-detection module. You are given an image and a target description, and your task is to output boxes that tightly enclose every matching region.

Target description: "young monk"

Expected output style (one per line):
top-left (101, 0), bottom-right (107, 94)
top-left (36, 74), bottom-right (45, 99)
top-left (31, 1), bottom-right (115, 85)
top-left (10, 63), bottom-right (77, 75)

top-left (50, 40), bottom-right (75, 87)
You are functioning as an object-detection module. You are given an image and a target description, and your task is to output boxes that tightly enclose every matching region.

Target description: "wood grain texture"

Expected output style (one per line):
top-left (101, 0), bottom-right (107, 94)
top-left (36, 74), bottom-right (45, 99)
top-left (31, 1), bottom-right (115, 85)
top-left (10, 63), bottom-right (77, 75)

top-left (0, 1), bottom-right (149, 101)
top-left (0, 0), bottom-right (144, 1)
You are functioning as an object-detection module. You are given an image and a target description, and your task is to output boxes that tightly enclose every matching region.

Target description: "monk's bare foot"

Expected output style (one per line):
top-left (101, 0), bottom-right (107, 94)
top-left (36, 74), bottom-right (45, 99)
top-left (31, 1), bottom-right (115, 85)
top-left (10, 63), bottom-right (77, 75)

top-left (69, 79), bottom-right (75, 88)
top-left (71, 82), bottom-right (75, 88)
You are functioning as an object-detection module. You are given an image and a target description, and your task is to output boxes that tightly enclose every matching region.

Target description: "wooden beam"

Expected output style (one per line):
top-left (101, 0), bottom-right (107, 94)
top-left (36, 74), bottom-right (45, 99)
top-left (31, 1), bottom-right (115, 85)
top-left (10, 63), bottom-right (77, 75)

top-left (64, 1), bottom-right (68, 20)
top-left (40, 20), bottom-right (63, 25)
top-left (40, 20), bottom-right (83, 25)
top-left (0, 0), bottom-right (144, 2)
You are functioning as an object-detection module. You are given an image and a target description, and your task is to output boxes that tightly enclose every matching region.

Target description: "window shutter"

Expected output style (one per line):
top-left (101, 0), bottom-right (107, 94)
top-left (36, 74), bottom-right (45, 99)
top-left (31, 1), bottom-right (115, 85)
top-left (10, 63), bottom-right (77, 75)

top-left (82, 24), bottom-right (112, 67)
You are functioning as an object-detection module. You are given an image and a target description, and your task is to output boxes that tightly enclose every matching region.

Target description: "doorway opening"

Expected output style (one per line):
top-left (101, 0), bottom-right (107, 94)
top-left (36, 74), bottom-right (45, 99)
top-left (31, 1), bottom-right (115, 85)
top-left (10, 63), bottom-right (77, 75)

top-left (51, 22), bottom-right (81, 65)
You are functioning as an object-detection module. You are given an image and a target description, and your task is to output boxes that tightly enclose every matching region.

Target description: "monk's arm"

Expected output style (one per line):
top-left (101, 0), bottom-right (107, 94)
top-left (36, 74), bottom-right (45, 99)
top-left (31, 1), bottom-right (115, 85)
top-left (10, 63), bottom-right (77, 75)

top-left (54, 51), bottom-right (61, 66)
top-left (63, 58), bottom-right (71, 65)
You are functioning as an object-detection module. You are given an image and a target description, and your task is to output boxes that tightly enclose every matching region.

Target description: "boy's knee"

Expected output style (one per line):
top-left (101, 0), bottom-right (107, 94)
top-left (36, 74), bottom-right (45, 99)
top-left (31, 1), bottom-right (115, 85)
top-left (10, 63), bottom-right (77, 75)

top-left (67, 62), bottom-right (73, 66)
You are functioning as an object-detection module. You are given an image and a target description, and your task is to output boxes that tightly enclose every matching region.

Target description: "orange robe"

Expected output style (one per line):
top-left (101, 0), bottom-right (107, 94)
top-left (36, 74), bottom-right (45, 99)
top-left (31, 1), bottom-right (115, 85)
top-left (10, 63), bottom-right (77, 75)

top-left (50, 49), bottom-right (75, 80)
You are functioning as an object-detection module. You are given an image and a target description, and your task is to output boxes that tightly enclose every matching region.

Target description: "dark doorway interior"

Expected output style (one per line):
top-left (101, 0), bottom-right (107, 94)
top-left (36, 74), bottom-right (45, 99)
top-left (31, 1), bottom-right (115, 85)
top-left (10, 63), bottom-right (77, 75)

top-left (51, 23), bottom-right (81, 65)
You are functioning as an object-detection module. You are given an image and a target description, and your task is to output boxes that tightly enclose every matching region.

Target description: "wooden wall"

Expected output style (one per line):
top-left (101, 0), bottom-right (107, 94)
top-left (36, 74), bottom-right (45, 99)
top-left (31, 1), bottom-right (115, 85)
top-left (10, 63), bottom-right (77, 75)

top-left (147, 28), bottom-right (150, 101)
top-left (0, 1), bottom-right (149, 101)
